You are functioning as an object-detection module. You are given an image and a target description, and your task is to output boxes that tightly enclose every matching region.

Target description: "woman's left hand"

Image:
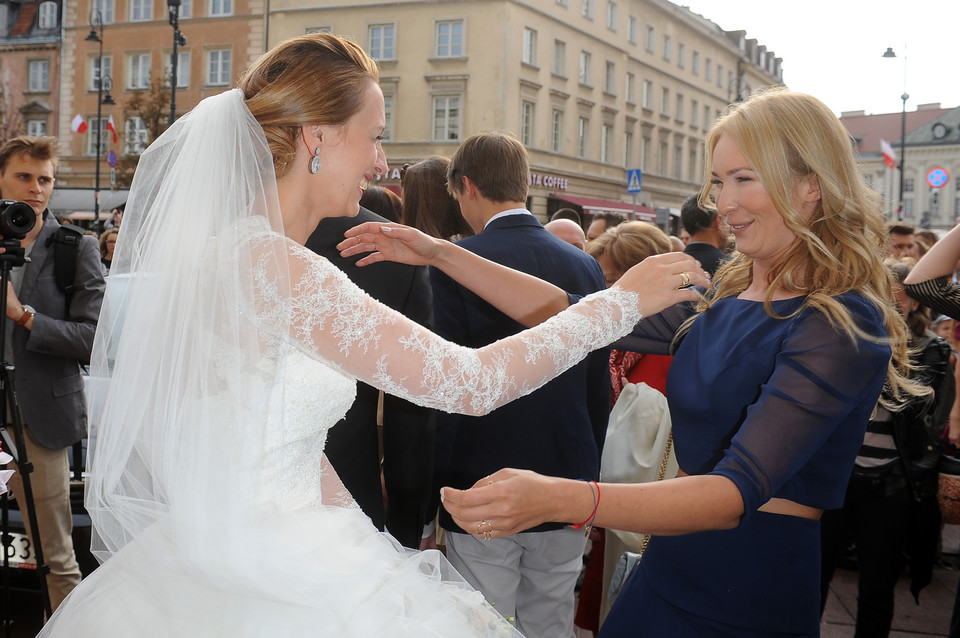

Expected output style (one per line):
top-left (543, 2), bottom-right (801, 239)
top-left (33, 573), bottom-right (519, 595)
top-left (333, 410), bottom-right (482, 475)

top-left (442, 468), bottom-right (571, 540)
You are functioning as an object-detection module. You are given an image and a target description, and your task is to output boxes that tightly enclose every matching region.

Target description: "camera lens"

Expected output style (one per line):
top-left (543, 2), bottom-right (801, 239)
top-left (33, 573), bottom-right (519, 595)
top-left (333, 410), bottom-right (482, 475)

top-left (0, 200), bottom-right (37, 239)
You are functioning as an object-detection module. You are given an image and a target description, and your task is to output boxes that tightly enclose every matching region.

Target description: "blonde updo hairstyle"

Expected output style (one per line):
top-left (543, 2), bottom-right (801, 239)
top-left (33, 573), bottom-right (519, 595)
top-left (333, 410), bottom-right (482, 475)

top-left (239, 33), bottom-right (380, 179)
top-left (695, 87), bottom-right (918, 402)
top-left (586, 221), bottom-right (673, 279)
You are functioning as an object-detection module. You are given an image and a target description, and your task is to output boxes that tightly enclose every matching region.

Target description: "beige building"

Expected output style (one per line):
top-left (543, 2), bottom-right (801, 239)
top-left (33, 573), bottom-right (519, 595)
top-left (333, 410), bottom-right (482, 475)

top-left (269, 0), bottom-right (783, 223)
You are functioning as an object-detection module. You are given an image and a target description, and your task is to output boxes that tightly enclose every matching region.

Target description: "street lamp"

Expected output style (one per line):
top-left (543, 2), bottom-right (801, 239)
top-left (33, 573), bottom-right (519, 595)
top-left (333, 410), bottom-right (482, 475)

top-left (883, 46), bottom-right (908, 220)
top-left (167, 0), bottom-right (187, 126)
top-left (86, 10), bottom-right (115, 236)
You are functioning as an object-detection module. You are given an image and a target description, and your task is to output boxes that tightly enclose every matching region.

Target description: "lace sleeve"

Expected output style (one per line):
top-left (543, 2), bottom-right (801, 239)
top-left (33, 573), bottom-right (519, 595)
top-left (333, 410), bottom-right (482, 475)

top-left (259, 241), bottom-right (642, 416)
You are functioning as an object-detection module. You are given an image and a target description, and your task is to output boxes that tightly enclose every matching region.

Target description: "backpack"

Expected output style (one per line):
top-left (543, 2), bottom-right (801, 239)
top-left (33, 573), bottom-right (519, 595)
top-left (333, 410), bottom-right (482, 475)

top-left (48, 223), bottom-right (85, 310)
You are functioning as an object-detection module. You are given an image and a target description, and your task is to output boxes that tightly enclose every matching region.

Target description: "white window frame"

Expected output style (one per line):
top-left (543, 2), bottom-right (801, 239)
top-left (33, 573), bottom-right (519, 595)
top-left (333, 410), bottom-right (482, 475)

top-left (658, 140), bottom-right (667, 175)
top-left (674, 143), bottom-right (683, 179)
top-left (368, 23), bottom-right (395, 61)
top-left (578, 50), bottom-right (591, 85)
top-left (209, 0), bottom-right (232, 17)
top-left (27, 59), bottom-right (49, 92)
top-left (521, 100), bottom-right (535, 147)
top-left (601, 124), bottom-right (612, 163)
top-left (522, 27), bottom-right (537, 66)
top-left (130, 0), bottom-right (151, 22)
top-left (435, 20), bottom-right (463, 58)
top-left (690, 99), bottom-right (698, 127)
top-left (644, 25), bottom-right (654, 53)
top-left (128, 53), bottom-right (151, 90)
top-left (37, 1), bottom-right (57, 28)
top-left (662, 35), bottom-right (671, 61)
top-left (383, 95), bottom-right (394, 142)
top-left (91, 55), bottom-right (112, 91)
top-left (26, 120), bottom-right (46, 136)
top-left (642, 79), bottom-right (652, 110)
top-left (432, 95), bottom-right (461, 141)
top-left (92, 0), bottom-right (114, 23)
top-left (581, 0), bottom-right (594, 19)
top-left (604, 60), bottom-right (615, 94)
top-left (206, 48), bottom-right (231, 86)
top-left (676, 93), bottom-right (684, 121)
top-left (627, 16), bottom-right (637, 44)
top-left (577, 116), bottom-right (589, 158)
top-left (716, 64), bottom-right (724, 87)
top-left (165, 50), bottom-right (190, 89)
top-left (605, 1), bottom-right (616, 30)
top-left (551, 109), bottom-right (563, 152)
top-left (677, 43), bottom-right (685, 68)
top-left (692, 51), bottom-right (700, 76)
top-left (705, 57), bottom-right (712, 83)
top-left (660, 87), bottom-right (669, 115)
top-left (87, 118), bottom-right (108, 156)
top-left (178, 0), bottom-right (191, 18)
top-left (553, 39), bottom-right (566, 76)
top-left (625, 72), bottom-right (635, 104)
top-left (124, 116), bottom-right (150, 154)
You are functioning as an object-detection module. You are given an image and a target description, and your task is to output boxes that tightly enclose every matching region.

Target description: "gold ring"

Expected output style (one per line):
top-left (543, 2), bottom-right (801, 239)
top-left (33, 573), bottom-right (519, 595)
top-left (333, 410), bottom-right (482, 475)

top-left (679, 272), bottom-right (691, 288)
top-left (482, 530), bottom-right (493, 541)
top-left (371, 243), bottom-right (376, 251)
top-left (476, 520), bottom-right (493, 537)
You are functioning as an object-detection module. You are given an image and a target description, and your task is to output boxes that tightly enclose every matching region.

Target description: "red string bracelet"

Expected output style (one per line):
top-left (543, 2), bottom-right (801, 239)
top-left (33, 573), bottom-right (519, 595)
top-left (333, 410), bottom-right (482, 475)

top-left (571, 480), bottom-right (600, 536)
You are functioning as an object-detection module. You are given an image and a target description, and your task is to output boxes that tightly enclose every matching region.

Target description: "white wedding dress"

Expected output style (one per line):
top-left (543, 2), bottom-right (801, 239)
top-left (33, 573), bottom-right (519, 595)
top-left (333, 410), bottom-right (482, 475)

top-left (37, 90), bottom-right (642, 637)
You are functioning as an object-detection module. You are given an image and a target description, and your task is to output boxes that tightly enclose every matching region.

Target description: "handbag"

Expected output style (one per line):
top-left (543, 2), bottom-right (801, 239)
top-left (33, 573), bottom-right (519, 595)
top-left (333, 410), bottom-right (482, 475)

top-left (600, 382), bottom-right (676, 606)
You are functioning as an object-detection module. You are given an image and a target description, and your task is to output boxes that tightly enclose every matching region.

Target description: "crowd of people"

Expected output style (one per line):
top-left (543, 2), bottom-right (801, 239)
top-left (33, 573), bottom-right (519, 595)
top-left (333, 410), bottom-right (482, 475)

top-left (1, 29), bottom-right (959, 638)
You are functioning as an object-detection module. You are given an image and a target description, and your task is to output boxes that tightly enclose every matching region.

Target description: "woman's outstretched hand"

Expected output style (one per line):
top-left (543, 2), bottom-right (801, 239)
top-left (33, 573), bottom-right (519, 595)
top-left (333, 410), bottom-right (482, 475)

top-left (337, 222), bottom-right (443, 267)
top-left (615, 252), bottom-right (708, 318)
top-left (441, 468), bottom-right (567, 541)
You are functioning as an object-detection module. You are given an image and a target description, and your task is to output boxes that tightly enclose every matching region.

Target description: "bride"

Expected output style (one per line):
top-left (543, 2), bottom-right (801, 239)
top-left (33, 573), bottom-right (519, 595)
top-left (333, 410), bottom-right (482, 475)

top-left (38, 33), bottom-right (706, 636)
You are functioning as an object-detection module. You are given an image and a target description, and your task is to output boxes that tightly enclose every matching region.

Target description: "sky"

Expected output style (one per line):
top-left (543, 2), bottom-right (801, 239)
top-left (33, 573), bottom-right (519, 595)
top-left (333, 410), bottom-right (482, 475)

top-left (678, 1), bottom-right (960, 117)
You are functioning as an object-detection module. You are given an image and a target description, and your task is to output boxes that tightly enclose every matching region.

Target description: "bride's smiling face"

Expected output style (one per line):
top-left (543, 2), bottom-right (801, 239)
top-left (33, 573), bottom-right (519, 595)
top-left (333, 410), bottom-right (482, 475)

top-left (315, 81), bottom-right (388, 218)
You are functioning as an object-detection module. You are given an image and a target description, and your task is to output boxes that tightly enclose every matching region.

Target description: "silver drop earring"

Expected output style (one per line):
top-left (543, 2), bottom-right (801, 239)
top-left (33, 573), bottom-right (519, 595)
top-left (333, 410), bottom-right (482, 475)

top-left (309, 147), bottom-right (322, 174)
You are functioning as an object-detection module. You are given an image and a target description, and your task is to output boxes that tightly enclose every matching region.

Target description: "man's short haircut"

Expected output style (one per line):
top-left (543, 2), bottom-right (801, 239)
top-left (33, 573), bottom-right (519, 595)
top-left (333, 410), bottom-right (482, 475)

top-left (591, 212), bottom-right (627, 229)
top-left (551, 207), bottom-right (582, 225)
top-left (447, 131), bottom-right (529, 203)
top-left (0, 135), bottom-right (59, 173)
top-left (680, 195), bottom-right (716, 235)
top-left (885, 221), bottom-right (915, 236)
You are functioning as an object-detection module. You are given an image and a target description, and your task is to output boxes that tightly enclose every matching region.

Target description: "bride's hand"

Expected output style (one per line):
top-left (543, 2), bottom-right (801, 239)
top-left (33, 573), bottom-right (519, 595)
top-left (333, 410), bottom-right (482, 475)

top-left (338, 222), bottom-right (444, 267)
top-left (614, 252), bottom-right (708, 317)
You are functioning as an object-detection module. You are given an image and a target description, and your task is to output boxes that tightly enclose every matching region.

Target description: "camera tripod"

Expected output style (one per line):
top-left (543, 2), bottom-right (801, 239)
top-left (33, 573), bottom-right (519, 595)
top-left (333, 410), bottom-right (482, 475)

top-left (0, 236), bottom-right (53, 628)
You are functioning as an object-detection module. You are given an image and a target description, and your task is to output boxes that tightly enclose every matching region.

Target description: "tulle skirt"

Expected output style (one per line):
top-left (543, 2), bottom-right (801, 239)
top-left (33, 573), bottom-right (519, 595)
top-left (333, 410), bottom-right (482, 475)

top-left (39, 505), bottom-right (521, 637)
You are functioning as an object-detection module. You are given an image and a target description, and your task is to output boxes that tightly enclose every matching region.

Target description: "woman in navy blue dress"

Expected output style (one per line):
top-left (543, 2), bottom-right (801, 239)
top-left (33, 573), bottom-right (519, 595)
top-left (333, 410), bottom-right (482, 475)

top-left (420, 89), bottom-right (924, 637)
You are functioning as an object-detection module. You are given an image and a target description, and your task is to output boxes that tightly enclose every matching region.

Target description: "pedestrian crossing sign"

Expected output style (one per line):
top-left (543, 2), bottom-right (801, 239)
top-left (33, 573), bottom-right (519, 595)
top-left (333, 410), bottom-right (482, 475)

top-left (627, 169), bottom-right (642, 193)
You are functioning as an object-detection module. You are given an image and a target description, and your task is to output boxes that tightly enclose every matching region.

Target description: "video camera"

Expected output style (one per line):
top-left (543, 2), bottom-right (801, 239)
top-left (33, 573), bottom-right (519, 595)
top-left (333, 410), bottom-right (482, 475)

top-left (0, 200), bottom-right (37, 240)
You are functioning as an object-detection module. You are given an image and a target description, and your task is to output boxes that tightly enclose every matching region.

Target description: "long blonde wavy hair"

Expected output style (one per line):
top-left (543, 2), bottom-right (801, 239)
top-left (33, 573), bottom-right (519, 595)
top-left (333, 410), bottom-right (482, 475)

top-left (692, 87), bottom-right (917, 402)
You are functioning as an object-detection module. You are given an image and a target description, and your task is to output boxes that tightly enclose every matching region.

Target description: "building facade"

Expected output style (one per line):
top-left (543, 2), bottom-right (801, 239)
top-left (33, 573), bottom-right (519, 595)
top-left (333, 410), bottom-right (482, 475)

top-left (271, 0), bottom-right (783, 220)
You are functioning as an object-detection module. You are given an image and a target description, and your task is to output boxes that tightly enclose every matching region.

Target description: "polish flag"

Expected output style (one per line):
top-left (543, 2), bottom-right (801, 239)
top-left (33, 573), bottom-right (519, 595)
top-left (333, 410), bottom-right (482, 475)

top-left (880, 138), bottom-right (897, 170)
top-left (71, 114), bottom-right (88, 134)
top-left (106, 114), bottom-right (118, 144)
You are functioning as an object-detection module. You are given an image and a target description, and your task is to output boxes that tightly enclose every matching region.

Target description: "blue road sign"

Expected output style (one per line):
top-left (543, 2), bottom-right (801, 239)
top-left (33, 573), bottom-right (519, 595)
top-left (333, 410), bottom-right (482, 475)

top-left (927, 167), bottom-right (949, 189)
top-left (107, 150), bottom-right (117, 167)
top-left (627, 169), bottom-right (642, 193)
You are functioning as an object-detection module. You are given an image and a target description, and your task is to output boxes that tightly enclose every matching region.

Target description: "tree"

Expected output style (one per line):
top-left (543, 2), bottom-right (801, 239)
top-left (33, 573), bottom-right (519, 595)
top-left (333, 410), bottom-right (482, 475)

top-left (115, 77), bottom-right (172, 188)
top-left (0, 70), bottom-right (24, 145)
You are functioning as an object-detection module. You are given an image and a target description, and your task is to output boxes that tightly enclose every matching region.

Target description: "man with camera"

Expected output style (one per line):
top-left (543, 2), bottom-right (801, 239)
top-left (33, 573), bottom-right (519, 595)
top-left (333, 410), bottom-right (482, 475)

top-left (0, 136), bottom-right (104, 612)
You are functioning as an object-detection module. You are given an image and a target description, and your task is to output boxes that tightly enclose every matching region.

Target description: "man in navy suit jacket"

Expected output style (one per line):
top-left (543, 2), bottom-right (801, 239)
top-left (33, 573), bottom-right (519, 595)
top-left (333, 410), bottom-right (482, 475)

top-left (431, 132), bottom-right (608, 638)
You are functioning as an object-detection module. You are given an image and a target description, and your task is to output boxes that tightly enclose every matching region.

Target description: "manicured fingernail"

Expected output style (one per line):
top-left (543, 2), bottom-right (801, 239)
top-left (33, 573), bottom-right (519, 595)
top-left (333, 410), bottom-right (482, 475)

top-left (439, 487), bottom-right (445, 502)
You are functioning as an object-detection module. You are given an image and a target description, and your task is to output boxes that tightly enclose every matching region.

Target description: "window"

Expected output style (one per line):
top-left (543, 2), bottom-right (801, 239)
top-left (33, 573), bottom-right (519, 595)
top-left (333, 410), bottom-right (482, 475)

top-left (368, 24), bottom-right (395, 60)
top-left (674, 143), bottom-right (683, 179)
top-left (660, 87), bottom-right (669, 115)
top-left (553, 39), bottom-right (566, 76)
top-left (91, 55), bottom-right (112, 90)
top-left (688, 146), bottom-right (698, 182)
top-left (703, 104), bottom-right (711, 131)
top-left (130, 0), bottom-right (151, 22)
top-left (128, 53), bottom-right (151, 89)
top-left (521, 101), bottom-right (535, 147)
top-left (605, 1), bottom-right (616, 30)
top-left (662, 35), bottom-right (670, 61)
top-left (87, 118), bottom-right (108, 155)
top-left (433, 96), bottom-right (460, 141)
top-left (689, 99), bottom-right (699, 127)
top-left (905, 178), bottom-right (914, 193)
top-left (578, 50), bottom-right (591, 85)
top-left (627, 16), bottom-right (637, 44)
top-left (604, 61), bottom-right (615, 94)
top-left (522, 28), bottom-right (537, 66)
top-left (675, 94), bottom-right (683, 121)
top-left (641, 79), bottom-right (652, 110)
top-left (716, 64), bottom-right (723, 87)
top-left (551, 109), bottom-right (563, 152)
top-left (124, 116), bottom-right (149, 154)
top-left (207, 49), bottom-right (231, 85)
top-left (657, 140), bottom-right (667, 175)
top-left (37, 1), bottom-right (57, 28)
top-left (26, 120), bottom-right (46, 136)
top-left (705, 58), bottom-right (712, 83)
top-left (677, 43), bottom-right (685, 68)
top-left (581, 0), bottom-right (593, 19)
top-left (0, 5), bottom-right (7, 31)
top-left (165, 50), bottom-right (190, 89)
top-left (601, 124), bottom-right (612, 163)
top-left (209, 0), bottom-right (232, 16)
top-left (623, 131), bottom-right (632, 167)
top-left (644, 25), bottom-right (654, 53)
top-left (382, 96), bottom-right (393, 142)
top-left (28, 60), bottom-right (49, 92)
top-left (692, 51), bottom-right (700, 75)
top-left (641, 136), bottom-right (649, 170)
top-left (556, 0), bottom-right (567, 5)
top-left (577, 117), bottom-right (588, 157)
top-left (92, 0), bottom-right (114, 23)
top-left (178, 0), bottom-right (191, 18)
top-left (435, 20), bottom-right (463, 57)
top-left (625, 72), bottom-right (635, 103)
